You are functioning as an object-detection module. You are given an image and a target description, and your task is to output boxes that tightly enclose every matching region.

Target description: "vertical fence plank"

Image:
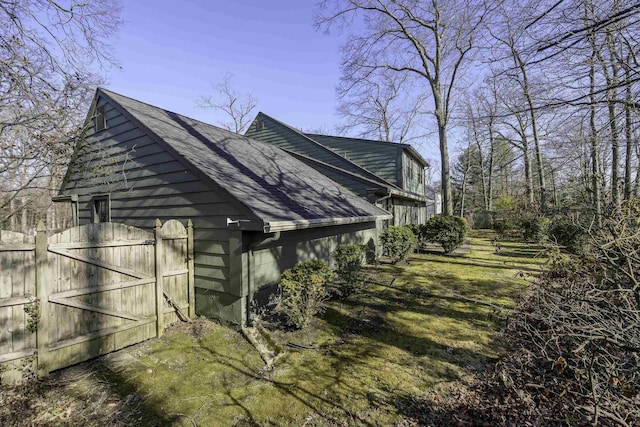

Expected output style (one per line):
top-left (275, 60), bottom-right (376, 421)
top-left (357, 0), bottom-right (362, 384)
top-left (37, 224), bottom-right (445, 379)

top-left (154, 219), bottom-right (164, 338)
top-left (187, 219), bottom-right (195, 318)
top-left (35, 221), bottom-right (49, 376)
top-left (1, 218), bottom-right (194, 382)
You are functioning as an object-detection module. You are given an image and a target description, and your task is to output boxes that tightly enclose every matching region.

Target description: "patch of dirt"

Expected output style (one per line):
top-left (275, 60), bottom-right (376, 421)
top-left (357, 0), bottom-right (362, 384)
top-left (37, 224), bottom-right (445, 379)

top-left (0, 318), bottom-right (219, 427)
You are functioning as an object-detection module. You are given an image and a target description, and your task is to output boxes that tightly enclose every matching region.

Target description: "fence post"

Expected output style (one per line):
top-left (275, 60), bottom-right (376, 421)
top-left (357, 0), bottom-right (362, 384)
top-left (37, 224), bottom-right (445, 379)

top-left (187, 219), bottom-right (195, 318)
top-left (154, 219), bottom-right (164, 337)
top-left (35, 221), bottom-right (49, 377)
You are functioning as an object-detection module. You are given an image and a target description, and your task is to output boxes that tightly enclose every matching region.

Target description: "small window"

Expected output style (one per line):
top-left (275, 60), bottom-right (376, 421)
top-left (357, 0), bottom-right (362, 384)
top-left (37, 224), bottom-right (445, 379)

top-left (95, 105), bottom-right (106, 132)
top-left (93, 195), bottom-right (110, 223)
top-left (255, 119), bottom-right (264, 131)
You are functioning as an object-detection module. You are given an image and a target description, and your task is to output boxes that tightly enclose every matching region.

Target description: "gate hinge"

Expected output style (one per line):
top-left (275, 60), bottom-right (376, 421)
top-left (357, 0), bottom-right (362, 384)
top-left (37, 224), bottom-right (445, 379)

top-left (143, 239), bottom-right (156, 245)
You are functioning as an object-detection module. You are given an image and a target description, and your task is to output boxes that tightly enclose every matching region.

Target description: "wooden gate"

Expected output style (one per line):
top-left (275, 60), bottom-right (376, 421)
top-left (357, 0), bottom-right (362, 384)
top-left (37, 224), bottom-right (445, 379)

top-left (0, 219), bottom-right (194, 382)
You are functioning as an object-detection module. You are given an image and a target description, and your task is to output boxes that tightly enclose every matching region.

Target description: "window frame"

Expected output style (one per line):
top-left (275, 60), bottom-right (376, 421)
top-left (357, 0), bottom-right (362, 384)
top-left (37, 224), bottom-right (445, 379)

top-left (95, 105), bottom-right (107, 132)
top-left (92, 194), bottom-right (111, 223)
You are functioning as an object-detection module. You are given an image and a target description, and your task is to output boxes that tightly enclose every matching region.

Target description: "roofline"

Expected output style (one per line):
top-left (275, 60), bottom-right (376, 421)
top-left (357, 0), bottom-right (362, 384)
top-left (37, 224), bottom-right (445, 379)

top-left (388, 187), bottom-right (429, 202)
top-left (96, 88), bottom-right (264, 228)
top-left (282, 148), bottom-right (394, 191)
top-left (254, 112), bottom-right (401, 188)
top-left (306, 132), bottom-right (430, 168)
top-left (283, 148), bottom-right (428, 202)
top-left (264, 213), bottom-right (392, 233)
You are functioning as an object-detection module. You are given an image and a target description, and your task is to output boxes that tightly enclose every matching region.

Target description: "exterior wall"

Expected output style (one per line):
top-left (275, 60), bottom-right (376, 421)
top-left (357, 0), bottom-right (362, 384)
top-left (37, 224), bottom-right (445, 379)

top-left (294, 158), bottom-right (376, 198)
top-left (250, 221), bottom-right (378, 290)
top-left (61, 96), bottom-right (244, 325)
top-left (307, 134), bottom-right (401, 185)
top-left (390, 197), bottom-right (427, 226)
top-left (401, 152), bottom-right (426, 195)
top-left (246, 115), bottom-right (384, 185)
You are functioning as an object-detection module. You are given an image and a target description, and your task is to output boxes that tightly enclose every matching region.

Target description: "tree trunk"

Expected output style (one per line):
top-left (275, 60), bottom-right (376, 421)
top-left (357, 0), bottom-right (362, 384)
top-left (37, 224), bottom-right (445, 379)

top-left (523, 141), bottom-right (534, 205)
top-left (472, 115), bottom-right (489, 211)
top-left (514, 50), bottom-right (546, 209)
top-left (587, 11), bottom-right (602, 224)
top-left (487, 120), bottom-right (495, 211)
top-left (438, 118), bottom-right (453, 216)
top-left (623, 66), bottom-right (633, 200)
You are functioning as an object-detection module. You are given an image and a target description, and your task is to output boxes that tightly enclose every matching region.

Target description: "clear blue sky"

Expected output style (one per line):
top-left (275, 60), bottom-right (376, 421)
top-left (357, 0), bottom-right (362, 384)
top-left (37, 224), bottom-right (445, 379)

top-left (106, 1), bottom-right (439, 172)
top-left (107, 1), bottom-right (343, 132)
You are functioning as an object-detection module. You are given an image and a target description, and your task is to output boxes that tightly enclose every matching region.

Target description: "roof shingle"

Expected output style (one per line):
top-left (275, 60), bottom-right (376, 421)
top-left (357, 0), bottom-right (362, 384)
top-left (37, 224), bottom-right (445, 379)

top-left (99, 89), bottom-right (391, 230)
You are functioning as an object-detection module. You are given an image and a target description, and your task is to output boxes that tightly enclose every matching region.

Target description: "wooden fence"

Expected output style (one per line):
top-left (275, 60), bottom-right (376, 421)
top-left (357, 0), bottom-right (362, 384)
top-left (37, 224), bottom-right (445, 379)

top-left (0, 219), bottom-right (194, 384)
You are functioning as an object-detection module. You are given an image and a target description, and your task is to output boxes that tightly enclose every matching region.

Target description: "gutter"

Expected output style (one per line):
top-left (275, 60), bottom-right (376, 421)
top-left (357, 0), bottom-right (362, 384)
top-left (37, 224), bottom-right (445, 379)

top-left (388, 187), bottom-right (428, 202)
top-left (263, 214), bottom-right (392, 234)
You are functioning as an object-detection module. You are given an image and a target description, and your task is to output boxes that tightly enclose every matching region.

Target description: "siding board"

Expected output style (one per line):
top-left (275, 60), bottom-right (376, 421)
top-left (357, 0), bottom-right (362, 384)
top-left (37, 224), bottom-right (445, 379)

top-left (61, 95), bottom-right (238, 323)
top-left (246, 114), bottom-right (386, 186)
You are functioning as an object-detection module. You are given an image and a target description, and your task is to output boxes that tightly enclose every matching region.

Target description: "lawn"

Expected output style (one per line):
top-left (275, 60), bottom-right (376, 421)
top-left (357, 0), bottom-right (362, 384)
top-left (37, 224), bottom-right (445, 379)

top-left (0, 231), bottom-right (547, 426)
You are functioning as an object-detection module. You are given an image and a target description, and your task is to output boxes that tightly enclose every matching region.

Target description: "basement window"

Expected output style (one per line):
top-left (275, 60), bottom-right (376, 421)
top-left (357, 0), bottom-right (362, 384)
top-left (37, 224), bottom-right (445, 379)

top-left (92, 195), bottom-right (110, 223)
top-left (95, 105), bottom-right (107, 132)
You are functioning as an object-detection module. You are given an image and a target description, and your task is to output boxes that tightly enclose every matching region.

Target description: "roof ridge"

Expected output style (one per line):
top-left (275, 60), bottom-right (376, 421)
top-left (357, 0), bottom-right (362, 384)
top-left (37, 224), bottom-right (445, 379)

top-left (99, 87), bottom-right (237, 134)
top-left (307, 132), bottom-right (429, 168)
top-left (95, 89), bottom-right (391, 231)
top-left (305, 132), bottom-right (411, 147)
top-left (256, 112), bottom-right (400, 188)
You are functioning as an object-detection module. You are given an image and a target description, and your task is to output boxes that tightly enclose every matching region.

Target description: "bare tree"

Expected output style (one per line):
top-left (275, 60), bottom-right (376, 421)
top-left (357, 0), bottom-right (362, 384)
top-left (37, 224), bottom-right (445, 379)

top-left (336, 69), bottom-right (428, 143)
top-left (316, 0), bottom-right (492, 216)
top-left (489, 2), bottom-right (550, 209)
top-left (198, 73), bottom-right (258, 134)
top-left (0, 0), bottom-right (122, 230)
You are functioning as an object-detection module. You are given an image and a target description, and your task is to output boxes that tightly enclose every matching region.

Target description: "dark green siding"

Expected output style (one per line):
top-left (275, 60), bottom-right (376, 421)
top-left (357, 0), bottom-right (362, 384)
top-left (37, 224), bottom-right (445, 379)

top-left (251, 222), bottom-right (378, 287)
top-left (61, 96), bottom-right (241, 324)
top-left (307, 134), bottom-right (401, 185)
top-left (390, 198), bottom-right (427, 226)
top-left (246, 114), bottom-right (386, 186)
top-left (402, 152), bottom-right (426, 195)
top-left (293, 158), bottom-right (376, 198)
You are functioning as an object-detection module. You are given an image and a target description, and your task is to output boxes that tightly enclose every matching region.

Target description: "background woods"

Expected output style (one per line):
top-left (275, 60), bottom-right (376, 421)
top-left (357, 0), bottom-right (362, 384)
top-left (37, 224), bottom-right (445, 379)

top-left (0, 0), bottom-right (121, 232)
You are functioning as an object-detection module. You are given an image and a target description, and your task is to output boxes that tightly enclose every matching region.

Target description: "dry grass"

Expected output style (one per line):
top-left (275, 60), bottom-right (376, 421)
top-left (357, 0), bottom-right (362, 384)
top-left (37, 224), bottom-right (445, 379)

top-left (0, 230), bottom-right (545, 426)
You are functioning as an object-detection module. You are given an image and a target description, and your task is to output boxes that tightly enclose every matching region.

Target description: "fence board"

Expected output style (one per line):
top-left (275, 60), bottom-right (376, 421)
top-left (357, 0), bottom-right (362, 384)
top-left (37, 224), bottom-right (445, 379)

top-left (1, 219), bottom-right (193, 384)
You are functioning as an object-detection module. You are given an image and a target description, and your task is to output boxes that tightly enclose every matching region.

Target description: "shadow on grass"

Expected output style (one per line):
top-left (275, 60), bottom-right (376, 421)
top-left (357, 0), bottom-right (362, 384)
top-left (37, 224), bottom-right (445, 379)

top-left (415, 254), bottom-right (542, 274)
top-left (322, 306), bottom-right (486, 370)
top-left (87, 361), bottom-right (180, 426)
top-left (184, 333), bottom-right (379, 427)
top-left (339, 285), bottom-right (496, 329)
top-left (0, 359), bottom-right (179, 427)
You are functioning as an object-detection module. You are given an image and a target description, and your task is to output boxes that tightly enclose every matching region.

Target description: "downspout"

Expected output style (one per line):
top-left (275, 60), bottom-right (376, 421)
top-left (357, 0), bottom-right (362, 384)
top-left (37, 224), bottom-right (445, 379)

top-left (245, 231), bottom-right (282, 325)
top-left (375, 191), bottom-right (392, 205)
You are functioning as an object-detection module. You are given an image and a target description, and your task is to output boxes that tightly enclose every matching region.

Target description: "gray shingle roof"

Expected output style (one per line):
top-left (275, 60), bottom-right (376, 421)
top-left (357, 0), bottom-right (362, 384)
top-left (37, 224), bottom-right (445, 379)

top-left (99, 89), bottom-right (391, 231)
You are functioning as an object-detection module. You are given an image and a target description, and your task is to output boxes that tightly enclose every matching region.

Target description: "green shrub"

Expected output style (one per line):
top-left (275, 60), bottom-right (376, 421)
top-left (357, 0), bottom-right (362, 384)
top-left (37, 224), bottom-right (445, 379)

top-left (332, 244), bottom-right (367, 298)
top-left (519, 216), bottom-right (551, 242)
top-left (278, 260), bottom-right (334, 329)
top-left (380, 226), bottom-right (417, 264)
top-left (549, 220), bottom-right (588, 255)
top-left (422, 216), bottom-right (468, 254)
top-left (404, 224), bottom-right (424, 250)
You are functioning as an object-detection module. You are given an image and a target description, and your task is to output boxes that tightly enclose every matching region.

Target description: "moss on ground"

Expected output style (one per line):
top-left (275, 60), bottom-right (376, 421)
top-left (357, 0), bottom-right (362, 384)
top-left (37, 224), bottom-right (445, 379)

top-left (0, 230), bottom-right (546, 426)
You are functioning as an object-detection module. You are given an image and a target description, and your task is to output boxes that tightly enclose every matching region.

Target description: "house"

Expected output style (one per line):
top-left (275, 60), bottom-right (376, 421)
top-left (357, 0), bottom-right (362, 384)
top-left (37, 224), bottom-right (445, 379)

top-left (245, 113), bottom-right (430, 226)
top-left (56, 89), bottom-right (391, 326)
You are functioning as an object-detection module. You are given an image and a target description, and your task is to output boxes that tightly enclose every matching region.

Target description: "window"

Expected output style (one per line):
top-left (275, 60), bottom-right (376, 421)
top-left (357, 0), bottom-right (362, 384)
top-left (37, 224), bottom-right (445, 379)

top-left (95, 105), bottom-right (106, 132)
top-left (92, 195), bottom-right (110, 223)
